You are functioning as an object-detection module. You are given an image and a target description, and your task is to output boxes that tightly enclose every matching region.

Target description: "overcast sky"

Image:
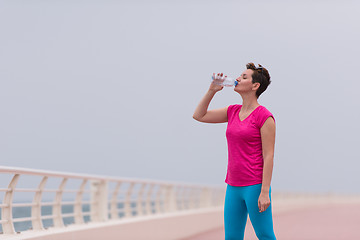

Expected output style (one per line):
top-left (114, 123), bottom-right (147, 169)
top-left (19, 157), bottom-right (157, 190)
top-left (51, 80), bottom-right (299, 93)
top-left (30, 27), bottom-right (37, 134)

top-left (1, 0), bottom-right (359, 194)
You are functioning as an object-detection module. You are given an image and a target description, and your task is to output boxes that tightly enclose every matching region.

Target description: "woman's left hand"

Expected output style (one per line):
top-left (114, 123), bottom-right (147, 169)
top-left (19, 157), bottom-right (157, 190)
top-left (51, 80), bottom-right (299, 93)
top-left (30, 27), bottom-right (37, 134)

top-left (258, 192), bottom-right (271, 213)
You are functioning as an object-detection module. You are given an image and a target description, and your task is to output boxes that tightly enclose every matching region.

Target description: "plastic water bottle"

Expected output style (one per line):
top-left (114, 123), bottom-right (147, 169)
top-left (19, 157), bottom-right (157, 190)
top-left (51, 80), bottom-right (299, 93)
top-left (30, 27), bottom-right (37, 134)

top-left (211, 75), bottom-right (238, 87)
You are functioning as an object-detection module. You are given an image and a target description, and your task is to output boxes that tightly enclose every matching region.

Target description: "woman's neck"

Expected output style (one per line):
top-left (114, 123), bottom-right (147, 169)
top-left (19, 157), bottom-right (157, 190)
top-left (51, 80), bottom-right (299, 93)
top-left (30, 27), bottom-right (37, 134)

top-left (241, 96), bottom-right (260, 111)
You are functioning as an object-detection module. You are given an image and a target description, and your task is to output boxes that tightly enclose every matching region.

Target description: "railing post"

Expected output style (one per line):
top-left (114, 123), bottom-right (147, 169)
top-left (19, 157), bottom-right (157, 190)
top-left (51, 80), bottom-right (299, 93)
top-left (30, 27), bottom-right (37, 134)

top-left (32, 176), bottom-right (48, 230)
top-left (188, 187), bottom-right (197, 209)
top-left (219, 188), bottom-right (226, 206)
top-left (110, 182), bottom-right (122, 220)
top-left (124, 182), bottom-right (134, 218)
top-left (1, 174), bottom-right (20, 234)
top-left (155, 185), bottom-right (165, 214)
top-left (74, 179), bottom-right (87, 224)
top-left (53, 178), bottom-right (67, 228)
top-left (179, 186), bottom-right (187, 210)
top-left (136, 183), bottom-right (146, 216)
top-left (200, 187), bottom-right (212, 208)
top-left (165, 185), bottom-right (177, 212)
top-left (90, 180), bottom-right (108, 222)
top-left (145, 184), bottom-right (155, 215)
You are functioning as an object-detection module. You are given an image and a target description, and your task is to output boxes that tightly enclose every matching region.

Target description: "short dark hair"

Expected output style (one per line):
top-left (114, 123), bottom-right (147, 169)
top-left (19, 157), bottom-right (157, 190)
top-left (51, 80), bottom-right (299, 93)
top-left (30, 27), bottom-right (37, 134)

top-left (246, 62), bottom-right (271, 98)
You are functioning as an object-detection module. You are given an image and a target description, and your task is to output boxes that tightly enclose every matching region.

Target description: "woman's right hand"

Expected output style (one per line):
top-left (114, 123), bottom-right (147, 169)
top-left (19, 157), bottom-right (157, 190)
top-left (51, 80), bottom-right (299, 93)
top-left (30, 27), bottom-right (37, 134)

top-left (209, 73), bottom-right (225, 92)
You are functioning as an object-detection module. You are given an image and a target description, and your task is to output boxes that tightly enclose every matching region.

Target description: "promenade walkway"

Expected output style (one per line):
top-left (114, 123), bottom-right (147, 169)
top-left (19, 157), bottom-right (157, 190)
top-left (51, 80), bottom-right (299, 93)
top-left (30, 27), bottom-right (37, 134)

top-left (182, 203), bottom-right (360, 240)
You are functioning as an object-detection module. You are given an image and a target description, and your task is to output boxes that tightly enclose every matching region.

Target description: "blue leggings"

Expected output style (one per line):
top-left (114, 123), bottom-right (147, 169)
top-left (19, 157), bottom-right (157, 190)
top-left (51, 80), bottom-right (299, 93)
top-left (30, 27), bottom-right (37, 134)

top-left (224, 183), bottom-right (276, 240)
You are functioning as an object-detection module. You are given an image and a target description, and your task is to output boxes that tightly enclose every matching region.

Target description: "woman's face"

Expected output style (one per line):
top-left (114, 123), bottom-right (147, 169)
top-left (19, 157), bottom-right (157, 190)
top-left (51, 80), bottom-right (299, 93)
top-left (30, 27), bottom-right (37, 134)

top-left (234, 69), bottom-right (257, 94)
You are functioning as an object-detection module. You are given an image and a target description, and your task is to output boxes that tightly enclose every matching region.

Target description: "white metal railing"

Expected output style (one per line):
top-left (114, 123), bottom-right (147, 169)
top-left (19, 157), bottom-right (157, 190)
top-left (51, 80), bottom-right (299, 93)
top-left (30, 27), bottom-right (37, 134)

top-left (0, 166), bottom-right (225, 235)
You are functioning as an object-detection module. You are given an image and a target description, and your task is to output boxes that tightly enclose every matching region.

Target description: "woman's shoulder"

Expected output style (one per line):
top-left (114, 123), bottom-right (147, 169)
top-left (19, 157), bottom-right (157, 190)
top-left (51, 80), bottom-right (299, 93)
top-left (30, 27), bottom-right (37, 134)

top-left (229, 104), bottom-right (241, 107)
top-left (257, 105), bottom-right (273, 114)
top-left (256, 105), bottom-right (275, 127)
top-left (226, 104), bottom-right (241, 117)
top-left (228, 104), bottom-right (241, 110)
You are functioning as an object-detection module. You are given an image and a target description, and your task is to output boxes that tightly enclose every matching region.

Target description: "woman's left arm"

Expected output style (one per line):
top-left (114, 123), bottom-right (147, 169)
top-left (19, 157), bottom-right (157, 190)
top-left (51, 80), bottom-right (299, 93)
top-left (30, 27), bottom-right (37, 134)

top-left (258, 116), bottom-right (276, 212)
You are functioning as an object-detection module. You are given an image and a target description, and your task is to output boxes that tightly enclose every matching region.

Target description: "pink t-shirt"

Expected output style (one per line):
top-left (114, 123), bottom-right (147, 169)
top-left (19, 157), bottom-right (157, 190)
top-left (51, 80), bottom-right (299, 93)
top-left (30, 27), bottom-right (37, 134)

top-left (225, 104), bottom-right (275, 187)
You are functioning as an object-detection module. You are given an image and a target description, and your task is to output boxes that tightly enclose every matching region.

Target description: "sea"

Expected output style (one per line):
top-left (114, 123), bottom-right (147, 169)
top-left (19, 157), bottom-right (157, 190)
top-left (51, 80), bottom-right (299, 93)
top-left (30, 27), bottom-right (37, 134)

top-left (0, 201), bottom-right (151, 233)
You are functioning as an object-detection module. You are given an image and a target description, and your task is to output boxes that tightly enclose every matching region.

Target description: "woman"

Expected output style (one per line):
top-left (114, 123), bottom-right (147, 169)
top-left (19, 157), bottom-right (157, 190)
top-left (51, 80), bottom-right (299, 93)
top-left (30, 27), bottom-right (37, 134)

top-left (192, 63), bottom-right (277, 240)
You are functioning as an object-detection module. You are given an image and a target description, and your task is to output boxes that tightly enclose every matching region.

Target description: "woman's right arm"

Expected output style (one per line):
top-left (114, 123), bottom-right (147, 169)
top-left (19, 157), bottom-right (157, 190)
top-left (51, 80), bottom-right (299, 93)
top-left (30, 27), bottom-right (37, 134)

top-left (192, 73), bottom-right (229, 123)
